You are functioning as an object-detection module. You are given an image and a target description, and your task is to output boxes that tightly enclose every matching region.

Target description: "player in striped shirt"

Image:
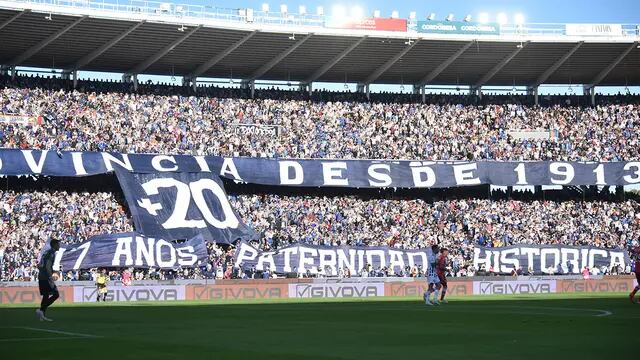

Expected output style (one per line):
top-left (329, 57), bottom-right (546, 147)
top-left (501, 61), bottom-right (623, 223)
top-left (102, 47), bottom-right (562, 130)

top-left (423, 245), bottom-right (442, 306)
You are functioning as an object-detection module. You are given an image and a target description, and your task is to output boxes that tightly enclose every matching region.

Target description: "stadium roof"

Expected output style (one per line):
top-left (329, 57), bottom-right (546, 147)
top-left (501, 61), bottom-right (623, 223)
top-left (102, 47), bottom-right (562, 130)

top-left (0, 0), bottom-right (639, 88)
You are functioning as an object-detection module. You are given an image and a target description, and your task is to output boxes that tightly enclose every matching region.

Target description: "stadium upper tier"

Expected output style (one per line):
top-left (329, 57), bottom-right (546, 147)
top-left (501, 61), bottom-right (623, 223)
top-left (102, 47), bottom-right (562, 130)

top-left (1, 75), bottom-right (639, 161)
top-left (0, 0), bottom-right (639, 88)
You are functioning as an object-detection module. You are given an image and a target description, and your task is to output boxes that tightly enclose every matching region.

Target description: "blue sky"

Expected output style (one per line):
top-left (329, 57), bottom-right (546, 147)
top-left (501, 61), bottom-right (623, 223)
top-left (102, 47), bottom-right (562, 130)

top-left (24, 0), bottom-right (640, 94)
top-left (203, 0), bottom-right (640, 23)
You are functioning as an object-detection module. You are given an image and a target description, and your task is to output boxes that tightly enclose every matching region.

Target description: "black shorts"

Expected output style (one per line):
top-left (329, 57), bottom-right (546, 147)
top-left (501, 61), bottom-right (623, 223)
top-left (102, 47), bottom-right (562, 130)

top-left (38, 278), bottom-right (58, 297)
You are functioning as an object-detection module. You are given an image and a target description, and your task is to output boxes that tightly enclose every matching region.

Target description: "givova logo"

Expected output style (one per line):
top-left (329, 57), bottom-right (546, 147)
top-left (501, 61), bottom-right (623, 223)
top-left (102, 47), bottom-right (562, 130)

top-left (74, 285), bottom-right (186, 302)
top-left (473, 280), bottom-right (556, 295)
top-left (0, 287), bottom-right (71, 304)
top-left (289, 283), bottom-right (384, 298)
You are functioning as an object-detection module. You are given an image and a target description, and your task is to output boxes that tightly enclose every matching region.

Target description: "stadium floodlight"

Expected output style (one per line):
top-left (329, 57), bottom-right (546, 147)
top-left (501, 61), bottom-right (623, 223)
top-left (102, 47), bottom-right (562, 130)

top-left (497, 13), bottom-right (508, 25)
top-left (261, 3), bottom-right (269, 12)
top-left (464, 14), bottom-right (472, 22)
top-left (316, 6), bottom-right (323, 16)
top-left (409, 11), bottom-right (416, 20)
top-left (299, 5), bottom-right (306, 15)
top-left (288, 33), bottom-right (296, 40)
top-left (391, 10), bottom-right (399, 19)
top-left (373, 10), bottom-right (381, 18)
top-left (280, 4), bottom-right (288, 14)
top-left (478, 12), bottom-right (489, 24)
top-left (446, 13), bottom-right (454, 21)
top-left (332, 5), bottom-right (346, 20)
top-left (427, 13), bottom-right (436, 21)
top-left (351, 6), bottom-right (364, 20)
top-left (515, 13), bottom-right (525, 25)
top-left (177, 25), bottom-right (186, 32)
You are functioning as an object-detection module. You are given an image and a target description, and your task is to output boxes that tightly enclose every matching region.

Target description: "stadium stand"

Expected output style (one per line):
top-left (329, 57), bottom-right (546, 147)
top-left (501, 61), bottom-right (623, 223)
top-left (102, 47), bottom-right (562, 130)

top-left (1, 1), bottom-right (639, 283)
top-left (1, 75), bottom-right (639, 280)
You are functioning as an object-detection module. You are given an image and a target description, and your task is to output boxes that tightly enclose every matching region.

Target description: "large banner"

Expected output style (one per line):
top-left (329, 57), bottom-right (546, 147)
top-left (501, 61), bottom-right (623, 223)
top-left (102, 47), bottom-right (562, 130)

top-left (473, 245), bottom-right (629, 275)
top-left (326, 17), bottom-right (407, 31)
top-left (416, 20), bottom-right (500, 35)
top-left (1, 149), bottom-right (640, 187)
top-left (116, 170), bottom-right (256, 243)
top-left (53, 233), bottom-right (209, 270)
top-left (234, 241), bottom-right (433, 275)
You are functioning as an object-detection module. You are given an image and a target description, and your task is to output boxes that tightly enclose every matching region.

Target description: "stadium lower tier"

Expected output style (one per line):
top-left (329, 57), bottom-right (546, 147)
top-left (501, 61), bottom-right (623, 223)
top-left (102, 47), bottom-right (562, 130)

top-left (1, 189), bottom-right (638, 281)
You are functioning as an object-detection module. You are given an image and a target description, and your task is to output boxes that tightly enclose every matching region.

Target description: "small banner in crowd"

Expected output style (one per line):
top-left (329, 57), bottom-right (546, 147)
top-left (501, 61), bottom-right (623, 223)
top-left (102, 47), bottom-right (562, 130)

top-left (116, 170), bottom-right (256, 243)
top-left (473, 245), bottom-right (629, 275)
top-left (233, 241), bottom-right (434, 275)
top-left (53, 233), bottom-right (209, 270)
top-left (232, 123), bottom-right (280, 137)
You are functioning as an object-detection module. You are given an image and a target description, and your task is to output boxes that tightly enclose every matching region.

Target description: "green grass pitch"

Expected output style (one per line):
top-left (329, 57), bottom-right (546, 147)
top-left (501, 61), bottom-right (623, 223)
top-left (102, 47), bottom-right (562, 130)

top-left (1, 293), bottom-right (637, 360)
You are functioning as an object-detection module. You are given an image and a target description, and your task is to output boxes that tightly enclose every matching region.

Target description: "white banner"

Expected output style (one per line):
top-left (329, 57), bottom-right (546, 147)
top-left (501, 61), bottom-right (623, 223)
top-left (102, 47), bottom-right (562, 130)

top-left (73, 285), bottom-right (186, 302)
top-left (473, 280), bottom-right (557, 295)
top-left (288, 283), bottom-right (384, 298)
top-left (565, 24), bottom-right (623, 36)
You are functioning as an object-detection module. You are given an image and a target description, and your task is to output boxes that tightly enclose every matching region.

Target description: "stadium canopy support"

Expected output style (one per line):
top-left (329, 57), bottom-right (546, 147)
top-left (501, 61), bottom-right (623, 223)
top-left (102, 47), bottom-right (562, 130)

top-left (122, 74), bottom-right (138, 91)
top-left (472, 41), bottom-right (529, 90)
top-left (124, 25), bottom-right (202, 78)
top-left (415, 41), bottom-right (475, 88)
top-left (185, 30), bottom-right (258, 86)
top-left (585, 41), bottom-right (638, 91)
top-left (67, 21), bottom-right (145, 73)
top-left (362, 39), bottom-right (420, 86)
top-left (583, 85), bottom-right (596, 106)
top-left (7, 15), bottom-right (87, 67)
top-left (356, 83), bottom-right (369, 99)
top-left (246, 33), bottom-right (313, 82)
top-left (0, 9), bottom-right (29, 31)
top-left (529, 86), bottom-right (539, 105)
top-left (302, 36), bottom-right (367, 86)
top-left (530, 41), bottom-right (583, 90)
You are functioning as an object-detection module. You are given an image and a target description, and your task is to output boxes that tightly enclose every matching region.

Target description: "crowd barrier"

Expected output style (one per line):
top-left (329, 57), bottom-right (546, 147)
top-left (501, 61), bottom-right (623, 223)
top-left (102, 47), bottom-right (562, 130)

top-left (1, 276), bottom-right (637, 305)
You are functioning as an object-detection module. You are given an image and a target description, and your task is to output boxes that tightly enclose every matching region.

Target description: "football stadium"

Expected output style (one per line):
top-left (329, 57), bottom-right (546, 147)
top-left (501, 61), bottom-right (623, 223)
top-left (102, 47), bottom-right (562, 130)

top-left (0, 0), bottom-right (639, 358)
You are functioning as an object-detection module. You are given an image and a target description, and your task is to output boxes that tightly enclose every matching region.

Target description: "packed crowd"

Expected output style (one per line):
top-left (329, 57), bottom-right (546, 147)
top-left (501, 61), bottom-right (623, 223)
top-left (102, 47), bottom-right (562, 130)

top-left (2, 188), bottom-right (638, 281)
top-left (1, 75), bottom-right (640, 161)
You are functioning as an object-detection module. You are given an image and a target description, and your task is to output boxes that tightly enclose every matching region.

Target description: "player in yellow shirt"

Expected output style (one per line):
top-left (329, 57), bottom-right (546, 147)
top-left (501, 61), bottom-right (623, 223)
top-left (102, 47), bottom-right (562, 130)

top-left (96, 269), bottom-right (108, 302)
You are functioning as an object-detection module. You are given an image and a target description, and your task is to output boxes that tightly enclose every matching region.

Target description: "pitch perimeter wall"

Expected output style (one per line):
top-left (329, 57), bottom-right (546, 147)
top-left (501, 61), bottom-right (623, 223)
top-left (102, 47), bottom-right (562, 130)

top-left (1, 276), bottom-right (637, 305)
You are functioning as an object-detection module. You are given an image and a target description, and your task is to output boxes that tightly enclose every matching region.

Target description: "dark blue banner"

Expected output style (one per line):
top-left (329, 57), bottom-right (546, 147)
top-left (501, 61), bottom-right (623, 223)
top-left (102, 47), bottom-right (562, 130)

top-left (473, 245), bottom-right (630, 275)
top-left (233, 241), bottom-right (435, 275)
top-left (1, 148), bottom-right (640, 187)
top-left (52, 233), bottom-right (209, 270)
top-left (115, 170), bottom-right (256, 244)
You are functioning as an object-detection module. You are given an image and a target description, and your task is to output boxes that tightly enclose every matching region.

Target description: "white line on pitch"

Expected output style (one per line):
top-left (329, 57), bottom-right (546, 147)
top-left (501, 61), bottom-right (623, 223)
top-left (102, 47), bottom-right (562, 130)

top-left (18, 327), bottom-right (102, 338)
top-left (0, 336), bottom-right (93, 342)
